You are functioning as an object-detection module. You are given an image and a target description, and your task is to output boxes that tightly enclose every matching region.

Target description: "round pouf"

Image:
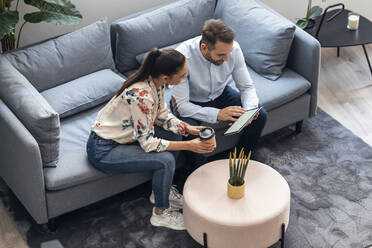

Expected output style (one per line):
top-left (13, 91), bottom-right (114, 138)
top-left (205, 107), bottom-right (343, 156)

top-left (183, 160), bottom-right (290, 248)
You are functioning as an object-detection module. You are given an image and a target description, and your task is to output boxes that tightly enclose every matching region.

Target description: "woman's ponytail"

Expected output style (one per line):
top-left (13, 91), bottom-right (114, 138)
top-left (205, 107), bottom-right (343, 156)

top-left (115, 48), bottom-right (161, 97)
top-left (115, 47), bottom-right (185, 97)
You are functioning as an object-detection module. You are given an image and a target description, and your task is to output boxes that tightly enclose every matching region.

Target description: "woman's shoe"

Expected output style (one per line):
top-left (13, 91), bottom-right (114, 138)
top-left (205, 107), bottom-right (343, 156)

top-left (150, 207), bottom-right (186, 230)
top-left (149, 185), bottom-right (183, 209)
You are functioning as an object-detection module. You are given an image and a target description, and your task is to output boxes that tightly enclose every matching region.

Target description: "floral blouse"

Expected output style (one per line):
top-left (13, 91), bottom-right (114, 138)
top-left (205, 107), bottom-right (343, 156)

top-left (92, 80), bottom-right (188, 152)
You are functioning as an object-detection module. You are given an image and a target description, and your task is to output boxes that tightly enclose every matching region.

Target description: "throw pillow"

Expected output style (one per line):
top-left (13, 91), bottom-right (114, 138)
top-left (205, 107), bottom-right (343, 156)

top-left (111, 0), bottom-right (216, 73)
top-left (41, 69), bottom-right (126, 118)
top-left (0, 57), bottom-right (60, 168)
top-left (135, 42), bottom-right (183, 65)
top-left (4, 17), bottom-right (115, 92)
top-left (215, 0), bottom-right (296, 80)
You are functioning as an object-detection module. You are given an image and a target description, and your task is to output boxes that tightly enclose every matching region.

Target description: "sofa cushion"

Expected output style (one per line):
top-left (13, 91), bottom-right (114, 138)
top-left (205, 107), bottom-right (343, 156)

top-left (215, 0), bottom-right (296, 80)
top-left (229, 65), bottom-right (311, 111)
top-left (111, 0), bottom-right (216, 73)
top-left (0, 57), bottom-right (60, 168)
top-left (44, 105), bottom-right (104, 190)
top-left (43, 105), bottom-right (176, 191)
top-left (135, 41), bottom-right (183, 65)
top-left (41, 69), bottom-right (126, 119)
top-left (4, 18), bottom-right (115, 92)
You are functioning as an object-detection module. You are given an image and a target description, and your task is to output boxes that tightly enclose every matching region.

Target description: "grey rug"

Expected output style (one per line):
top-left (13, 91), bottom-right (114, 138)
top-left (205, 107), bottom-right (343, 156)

top-left (1, 109), bottom-right (372, 248)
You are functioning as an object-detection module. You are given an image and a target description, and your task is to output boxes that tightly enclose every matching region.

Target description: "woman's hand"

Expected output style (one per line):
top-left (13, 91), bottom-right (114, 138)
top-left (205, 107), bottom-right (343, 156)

top-left (187, 138), bottom-right (215, 154)
top-left (186, 125), bottom-right (204, 136)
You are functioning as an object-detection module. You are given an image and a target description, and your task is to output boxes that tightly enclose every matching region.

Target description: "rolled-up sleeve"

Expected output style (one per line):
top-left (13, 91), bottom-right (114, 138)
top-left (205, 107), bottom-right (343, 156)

top-left (125, 89), bottom-right (170, 152)
top-left (156, 89), bottom-right (189, 136)
top-left (171, 77), bottom-right (220, 123)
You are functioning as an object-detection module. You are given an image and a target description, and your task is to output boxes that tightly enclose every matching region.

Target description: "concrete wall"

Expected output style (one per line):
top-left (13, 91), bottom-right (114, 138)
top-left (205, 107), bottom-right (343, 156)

top-left (13, 0), bottom-right (372, 48)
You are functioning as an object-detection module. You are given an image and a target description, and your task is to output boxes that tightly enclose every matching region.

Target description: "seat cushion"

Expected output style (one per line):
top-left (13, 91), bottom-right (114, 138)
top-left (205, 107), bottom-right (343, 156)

top-left (41, 69), bottom-right (126, 119)
top-left (5, 18), bottom-right (115, 92)
top-left (0, 57), bottom-right (59, 168)
top-left (111, 0), bottom-right (216, 72)
top-left (215, 0), bottom-right (295, 80)
top-left (229, 66), bottom-right (311, 111)
top-left (44, 105), bottom-right (106, 190)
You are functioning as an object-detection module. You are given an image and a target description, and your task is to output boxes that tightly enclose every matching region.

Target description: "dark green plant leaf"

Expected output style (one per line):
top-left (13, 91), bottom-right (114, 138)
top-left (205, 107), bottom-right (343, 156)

top-left (308, 6), bottom-right (323, 20)
top-left (0, 10), bottom-right (18, 39)
top-left (296, 18), bottom-right (309, 29)
top-left (23, 0), bottom-right (82, 25)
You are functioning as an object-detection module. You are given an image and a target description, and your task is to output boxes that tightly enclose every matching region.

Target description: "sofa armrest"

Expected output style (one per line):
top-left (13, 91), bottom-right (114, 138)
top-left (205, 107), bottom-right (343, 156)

top-left (286, 28), bottom-right (321, 117)
top-left (0, 57), bottom-right (60, 167)
top-left (0, 100), bottom-right (48, 224)
top-left (254, 0), bottom-right (321, 117)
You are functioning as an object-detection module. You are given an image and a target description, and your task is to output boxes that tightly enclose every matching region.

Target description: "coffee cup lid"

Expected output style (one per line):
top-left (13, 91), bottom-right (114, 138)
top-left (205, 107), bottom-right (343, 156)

top-left (199, 127), bottom-right (215, 140)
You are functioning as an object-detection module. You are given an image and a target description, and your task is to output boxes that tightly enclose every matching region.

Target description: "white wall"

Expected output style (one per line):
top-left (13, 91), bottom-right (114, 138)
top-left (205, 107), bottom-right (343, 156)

top-left (15, 0), bottom-right (175, 47)
top-left (260, 0), bottom-right (372, 23)
top-left (15, 0), bottom-right (372, 48)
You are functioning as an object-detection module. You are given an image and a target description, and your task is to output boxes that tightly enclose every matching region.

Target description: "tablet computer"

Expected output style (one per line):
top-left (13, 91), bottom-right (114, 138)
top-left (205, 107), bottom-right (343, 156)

top-left (224, 107), bottom-right (262, 136)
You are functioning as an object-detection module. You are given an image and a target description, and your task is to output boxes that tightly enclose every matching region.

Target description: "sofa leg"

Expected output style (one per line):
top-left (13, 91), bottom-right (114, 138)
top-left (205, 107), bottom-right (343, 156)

top-left (37, 218), bottom-right (58, 233)
top-left (295, 121), bottom-right (303, 133)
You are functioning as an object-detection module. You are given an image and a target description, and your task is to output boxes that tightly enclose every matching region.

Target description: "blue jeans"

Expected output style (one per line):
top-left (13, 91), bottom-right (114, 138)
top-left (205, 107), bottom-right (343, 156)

top-left (171, 85), bottom-right (267, 169)
top-left (86, 127), bottom-right (182, 209)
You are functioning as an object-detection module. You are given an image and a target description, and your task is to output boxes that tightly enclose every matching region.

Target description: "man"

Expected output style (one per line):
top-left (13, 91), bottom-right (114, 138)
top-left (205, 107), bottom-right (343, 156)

top-left (171, 19), bottom-right (267, 167)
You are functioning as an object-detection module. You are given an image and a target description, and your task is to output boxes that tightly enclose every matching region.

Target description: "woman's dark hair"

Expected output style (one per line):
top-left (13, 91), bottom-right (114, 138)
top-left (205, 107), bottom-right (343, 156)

top-left (116, 48), bottom-right (186, 97)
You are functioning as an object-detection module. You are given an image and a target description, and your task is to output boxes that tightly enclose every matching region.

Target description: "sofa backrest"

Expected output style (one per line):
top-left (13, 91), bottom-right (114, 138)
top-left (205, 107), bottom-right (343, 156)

top-left (4, 18), bottom-right (115, 92)
top-left (110, 0), bottom-right (216, 73)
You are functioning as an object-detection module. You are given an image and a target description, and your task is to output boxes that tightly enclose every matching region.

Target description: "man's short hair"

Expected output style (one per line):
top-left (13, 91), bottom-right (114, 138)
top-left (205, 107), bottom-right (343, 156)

top-left (201, 19), bottom-right (235, 49)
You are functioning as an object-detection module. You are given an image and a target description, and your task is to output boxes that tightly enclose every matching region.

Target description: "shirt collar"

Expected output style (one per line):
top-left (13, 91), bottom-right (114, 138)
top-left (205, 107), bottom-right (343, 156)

top-left (196, 37), bottom-right (210, 64)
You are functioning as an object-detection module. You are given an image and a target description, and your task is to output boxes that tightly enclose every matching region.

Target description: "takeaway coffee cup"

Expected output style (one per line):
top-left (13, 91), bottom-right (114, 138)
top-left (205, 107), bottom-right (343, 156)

top-left (199, 127), bottom-right (216, 148)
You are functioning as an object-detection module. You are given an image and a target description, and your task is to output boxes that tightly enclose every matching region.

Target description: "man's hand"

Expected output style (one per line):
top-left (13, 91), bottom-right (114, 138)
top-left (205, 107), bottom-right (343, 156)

top-left (217, 106), bottom-right (246, 122)
top-left (186, 125), bottom-right (204, 136)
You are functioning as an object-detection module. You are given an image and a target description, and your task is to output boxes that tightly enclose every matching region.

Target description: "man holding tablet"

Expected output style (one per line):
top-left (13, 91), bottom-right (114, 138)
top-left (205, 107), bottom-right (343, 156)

top-left (170, 19), bottom-right (267, 167)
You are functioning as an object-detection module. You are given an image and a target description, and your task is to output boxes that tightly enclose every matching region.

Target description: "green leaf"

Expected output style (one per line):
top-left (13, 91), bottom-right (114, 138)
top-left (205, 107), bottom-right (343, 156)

top-left (23, 0), bottom-right (82, 25)
top-left (296, 18), bottom-right (309, 29)
top-left (308, 6), bottom-right (323, 20)
top-left (0, 9), bottom-right (18, 39)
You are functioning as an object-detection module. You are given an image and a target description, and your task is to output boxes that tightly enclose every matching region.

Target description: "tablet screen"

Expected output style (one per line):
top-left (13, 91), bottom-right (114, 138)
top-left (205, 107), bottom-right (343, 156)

top-left (224, 107), bottom-right (261, 135)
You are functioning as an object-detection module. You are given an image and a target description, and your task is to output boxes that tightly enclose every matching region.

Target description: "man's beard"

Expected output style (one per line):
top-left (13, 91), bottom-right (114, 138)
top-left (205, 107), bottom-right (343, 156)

top-left (204, 51), bottom-right (224, 66)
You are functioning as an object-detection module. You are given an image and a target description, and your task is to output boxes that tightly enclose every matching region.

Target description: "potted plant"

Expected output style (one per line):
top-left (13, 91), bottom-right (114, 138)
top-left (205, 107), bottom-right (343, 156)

top-left (296, 0), bottom-right (326, 29)
top-left (0, 0), bottom-right (82, 52)
top-left (228, 147), bottom-right (251, 199)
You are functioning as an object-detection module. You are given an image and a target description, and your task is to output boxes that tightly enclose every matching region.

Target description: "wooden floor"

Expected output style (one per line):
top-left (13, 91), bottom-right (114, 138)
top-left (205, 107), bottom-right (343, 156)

top-left (319, 45), bottom-right (372, 147)
top-left (0, 178), bottom-right (28, 248)
top-left (0, 45), bottom-right (371, 248)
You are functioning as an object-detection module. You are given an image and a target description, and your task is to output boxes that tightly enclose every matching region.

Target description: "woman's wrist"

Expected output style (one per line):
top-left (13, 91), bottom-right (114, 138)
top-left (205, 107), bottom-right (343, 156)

top-left (167, 140), bottom-right (190, 151)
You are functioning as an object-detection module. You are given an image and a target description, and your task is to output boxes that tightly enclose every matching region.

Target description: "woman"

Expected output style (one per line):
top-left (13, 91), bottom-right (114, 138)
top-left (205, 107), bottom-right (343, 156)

top-left (86, 48), bottom-right (215, 230)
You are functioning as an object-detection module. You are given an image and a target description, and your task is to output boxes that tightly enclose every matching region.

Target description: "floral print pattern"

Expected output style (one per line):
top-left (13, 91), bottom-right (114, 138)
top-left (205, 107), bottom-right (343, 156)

top-left (92, 80), bottom-right (187, 153)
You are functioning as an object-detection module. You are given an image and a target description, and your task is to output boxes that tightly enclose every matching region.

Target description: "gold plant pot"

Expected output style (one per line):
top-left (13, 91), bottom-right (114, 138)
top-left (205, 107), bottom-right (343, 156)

top-left (227, 181), bottom-right (245, 199)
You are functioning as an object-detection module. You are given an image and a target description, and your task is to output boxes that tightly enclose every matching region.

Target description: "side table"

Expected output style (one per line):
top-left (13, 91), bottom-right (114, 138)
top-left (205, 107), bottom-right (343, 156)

top-left (307, 6), bottom-right (372, 78)
top-left (183, 160), bottom-right (291, 248)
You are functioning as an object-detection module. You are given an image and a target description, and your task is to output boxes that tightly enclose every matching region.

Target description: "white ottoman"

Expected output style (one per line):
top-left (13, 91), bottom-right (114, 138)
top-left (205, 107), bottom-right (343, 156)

top-left (183, 160), bottom-right (290, 248)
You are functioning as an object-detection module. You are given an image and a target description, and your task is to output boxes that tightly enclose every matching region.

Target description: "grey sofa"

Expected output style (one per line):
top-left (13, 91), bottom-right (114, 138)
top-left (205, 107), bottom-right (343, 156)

top-left (0, 0), bottom-right (320, 226)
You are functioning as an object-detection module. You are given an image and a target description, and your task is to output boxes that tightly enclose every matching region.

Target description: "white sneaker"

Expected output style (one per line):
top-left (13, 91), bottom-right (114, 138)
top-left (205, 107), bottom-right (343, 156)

top-left (150, 207), bottom-right (186, 230)
top-left (149, 185), bottom-right (183, 209)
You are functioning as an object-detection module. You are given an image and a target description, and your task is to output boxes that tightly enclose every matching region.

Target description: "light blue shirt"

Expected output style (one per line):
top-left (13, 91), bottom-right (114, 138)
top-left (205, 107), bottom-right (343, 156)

top-left (171, 36), bottom-right (259, 124)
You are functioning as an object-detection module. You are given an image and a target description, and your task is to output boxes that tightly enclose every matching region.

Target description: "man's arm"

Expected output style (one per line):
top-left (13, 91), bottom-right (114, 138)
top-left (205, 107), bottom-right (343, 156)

top-left (232, 43), bottom-right (259, 110)
top-left (171, 77), bottom-right (220, 124)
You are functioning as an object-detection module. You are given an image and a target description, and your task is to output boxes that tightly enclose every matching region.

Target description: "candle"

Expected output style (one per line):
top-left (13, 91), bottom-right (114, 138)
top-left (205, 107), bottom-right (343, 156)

top-left (347, 13), bottom-right (360, 30)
